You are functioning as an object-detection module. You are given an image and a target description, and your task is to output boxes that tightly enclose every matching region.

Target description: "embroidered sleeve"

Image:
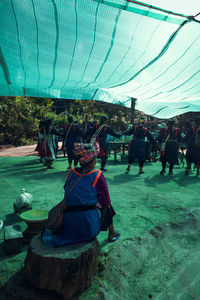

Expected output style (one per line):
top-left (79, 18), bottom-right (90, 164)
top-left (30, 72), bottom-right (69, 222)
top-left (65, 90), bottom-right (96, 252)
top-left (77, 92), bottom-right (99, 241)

top-left (95, 173), bottom-right (111, 209)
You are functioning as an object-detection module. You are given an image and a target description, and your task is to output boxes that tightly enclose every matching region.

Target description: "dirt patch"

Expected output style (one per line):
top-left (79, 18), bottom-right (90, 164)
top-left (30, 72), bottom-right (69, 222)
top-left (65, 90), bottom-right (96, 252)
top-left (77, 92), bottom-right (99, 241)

top-left (0, 145), bottom-right (38, 157)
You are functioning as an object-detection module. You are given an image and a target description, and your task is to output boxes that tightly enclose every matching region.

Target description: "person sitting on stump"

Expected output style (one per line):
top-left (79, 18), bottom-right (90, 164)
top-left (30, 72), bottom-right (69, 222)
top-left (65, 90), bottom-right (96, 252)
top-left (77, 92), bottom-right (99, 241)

top-left (42, 143), bottom-right (120, 246)
top-left (86, 116), bottom-right (121, 171)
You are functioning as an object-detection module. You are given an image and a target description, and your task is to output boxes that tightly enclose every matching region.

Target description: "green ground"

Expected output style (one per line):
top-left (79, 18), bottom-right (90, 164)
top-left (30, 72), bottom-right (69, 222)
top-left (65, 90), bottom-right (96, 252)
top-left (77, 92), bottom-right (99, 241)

top-left (0, 154), bottom-right (200, 300)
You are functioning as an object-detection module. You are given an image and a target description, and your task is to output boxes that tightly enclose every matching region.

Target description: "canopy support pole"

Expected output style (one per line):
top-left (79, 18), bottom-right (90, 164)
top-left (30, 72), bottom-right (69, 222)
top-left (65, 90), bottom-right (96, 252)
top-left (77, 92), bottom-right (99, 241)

top-left (131, 98), bottom-right (137, 124)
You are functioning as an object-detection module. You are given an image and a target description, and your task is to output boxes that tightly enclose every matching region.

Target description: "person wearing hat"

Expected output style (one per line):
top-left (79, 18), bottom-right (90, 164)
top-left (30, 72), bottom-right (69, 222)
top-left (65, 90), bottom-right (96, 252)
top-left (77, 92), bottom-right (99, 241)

top-left (123, 118), bottom-right (155, 174)
top-left (86, 116), bottom-right (121, 171)
top-left (158, 120), bottom-right (181, 175)
top-left (62, 116), bottom-right (86, 169)
top-left (38, 119), bottom-right (63, 168)
top-left (42, 143), bottom-right (120, 246)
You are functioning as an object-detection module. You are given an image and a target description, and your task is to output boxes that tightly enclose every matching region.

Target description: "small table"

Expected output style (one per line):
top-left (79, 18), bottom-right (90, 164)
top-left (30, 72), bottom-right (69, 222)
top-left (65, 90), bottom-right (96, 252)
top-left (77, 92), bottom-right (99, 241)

top-left (20, 209), bottom-right (48, 242)
top-left (108, 141), bottom-right (128, 162)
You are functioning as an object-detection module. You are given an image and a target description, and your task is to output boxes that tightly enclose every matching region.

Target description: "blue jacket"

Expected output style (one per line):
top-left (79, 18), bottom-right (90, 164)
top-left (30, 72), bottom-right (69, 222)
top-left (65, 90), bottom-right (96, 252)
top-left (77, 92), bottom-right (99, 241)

top-left (42, 168), bottom-right (102, 246)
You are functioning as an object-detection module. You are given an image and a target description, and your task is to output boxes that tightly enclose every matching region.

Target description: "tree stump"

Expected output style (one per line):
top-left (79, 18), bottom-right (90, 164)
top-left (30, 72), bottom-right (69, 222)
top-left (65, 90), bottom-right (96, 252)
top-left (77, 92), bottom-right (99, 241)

top-left (24, 235), bottom-right (99, 300)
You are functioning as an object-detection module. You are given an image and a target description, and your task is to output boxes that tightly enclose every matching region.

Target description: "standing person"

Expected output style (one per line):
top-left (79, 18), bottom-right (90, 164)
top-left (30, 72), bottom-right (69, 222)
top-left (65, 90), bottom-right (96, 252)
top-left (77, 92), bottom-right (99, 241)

top-left (106, 133), bottom-right (114, 157)
top-left (35, 120), bottom-right (45, 163)
top-left (62, 116), bottom-right (86, 170)
top-left (145, 131), bottom-right (152, 162)
top-left (52, 122), bottom-right (60, 159)
top-left (183, 120), bottom-right (200, 176)
top-left (158, 120), bottom-right (181, 175)
top-left (42, 143), bottom-right (120, 246)
top-left (86, 120), bottom-right (98, 143)
top-left (86, 116), bottom-right (121, 171)
top-left (150, 123), bottom-right (159, 161)
top-left (125, 123), bottom-right (133, 144)
top-left (157, 122), bottom-right (167, 158)
top-left (179, 122), bottom-right (187, 153)
top-left (124, 118), bottom-right (155, 174)
top-left (38, 119), bottom-right (61, 168)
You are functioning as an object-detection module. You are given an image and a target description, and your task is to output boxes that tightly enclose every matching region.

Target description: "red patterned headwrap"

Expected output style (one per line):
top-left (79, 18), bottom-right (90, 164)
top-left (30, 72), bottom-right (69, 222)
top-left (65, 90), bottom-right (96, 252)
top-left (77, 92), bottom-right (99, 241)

top-left (73, 143), bottom-right (100, 164)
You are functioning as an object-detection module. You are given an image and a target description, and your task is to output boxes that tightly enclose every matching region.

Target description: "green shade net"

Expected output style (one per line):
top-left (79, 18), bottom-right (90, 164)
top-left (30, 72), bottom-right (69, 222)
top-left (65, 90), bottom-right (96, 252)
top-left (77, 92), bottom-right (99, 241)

top-left (0, 0), bottom-right (200, 118)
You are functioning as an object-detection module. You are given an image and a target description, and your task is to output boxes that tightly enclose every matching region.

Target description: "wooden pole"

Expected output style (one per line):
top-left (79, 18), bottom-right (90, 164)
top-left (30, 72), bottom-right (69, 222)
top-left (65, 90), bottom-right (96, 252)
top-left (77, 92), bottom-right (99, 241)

top-left (131, 98), bottom-right (137, 124)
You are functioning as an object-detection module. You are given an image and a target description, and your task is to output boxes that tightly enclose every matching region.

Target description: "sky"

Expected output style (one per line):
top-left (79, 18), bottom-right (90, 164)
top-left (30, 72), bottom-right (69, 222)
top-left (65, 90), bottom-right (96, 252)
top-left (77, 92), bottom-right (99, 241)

top-left (143, 0), bottom-right (200, 17)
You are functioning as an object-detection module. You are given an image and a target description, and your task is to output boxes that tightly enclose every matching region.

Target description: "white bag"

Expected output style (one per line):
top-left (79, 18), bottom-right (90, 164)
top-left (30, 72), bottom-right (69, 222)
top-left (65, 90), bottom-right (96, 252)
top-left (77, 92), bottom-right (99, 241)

top-left (15, 188), bottom-right (33, 208)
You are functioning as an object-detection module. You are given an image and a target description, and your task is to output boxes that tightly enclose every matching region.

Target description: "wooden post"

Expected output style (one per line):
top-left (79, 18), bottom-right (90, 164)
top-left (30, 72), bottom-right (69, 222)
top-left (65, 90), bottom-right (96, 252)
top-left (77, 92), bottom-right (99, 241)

top-left (131, 98), bottom-right (137, 124)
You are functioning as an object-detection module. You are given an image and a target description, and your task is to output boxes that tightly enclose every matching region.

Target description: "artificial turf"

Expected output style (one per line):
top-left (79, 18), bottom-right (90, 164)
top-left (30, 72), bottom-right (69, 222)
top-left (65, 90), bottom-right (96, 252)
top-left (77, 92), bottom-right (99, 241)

top-left (0, 154), bottom-right (200, 299)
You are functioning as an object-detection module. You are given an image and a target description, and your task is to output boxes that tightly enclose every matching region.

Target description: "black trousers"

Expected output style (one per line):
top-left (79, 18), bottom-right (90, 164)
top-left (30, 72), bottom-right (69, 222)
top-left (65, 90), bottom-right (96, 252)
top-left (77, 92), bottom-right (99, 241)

top-left (100, 205), bottom-right (116, 231)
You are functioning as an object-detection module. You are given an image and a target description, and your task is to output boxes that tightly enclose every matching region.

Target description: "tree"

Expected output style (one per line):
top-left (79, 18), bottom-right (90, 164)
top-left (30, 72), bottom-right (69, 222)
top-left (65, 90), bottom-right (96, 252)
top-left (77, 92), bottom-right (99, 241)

top-left (52, 99), bottom-right (133, 130)
top-left (0, 96), bottom-right (140, 146)
top-left (0, 96), bottom-right (54, 145)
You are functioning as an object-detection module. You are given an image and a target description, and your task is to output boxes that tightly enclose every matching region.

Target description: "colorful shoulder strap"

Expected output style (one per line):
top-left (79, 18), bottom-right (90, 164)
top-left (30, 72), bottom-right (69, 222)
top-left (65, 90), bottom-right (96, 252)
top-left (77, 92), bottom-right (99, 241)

top-left (92, 170), bottom-right (102, 187)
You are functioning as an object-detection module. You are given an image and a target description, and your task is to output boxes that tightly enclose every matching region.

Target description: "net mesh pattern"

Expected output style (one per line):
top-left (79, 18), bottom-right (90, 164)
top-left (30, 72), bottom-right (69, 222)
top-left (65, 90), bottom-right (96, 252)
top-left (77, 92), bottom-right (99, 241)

top-left (0, 0), bottom-right (200, 118)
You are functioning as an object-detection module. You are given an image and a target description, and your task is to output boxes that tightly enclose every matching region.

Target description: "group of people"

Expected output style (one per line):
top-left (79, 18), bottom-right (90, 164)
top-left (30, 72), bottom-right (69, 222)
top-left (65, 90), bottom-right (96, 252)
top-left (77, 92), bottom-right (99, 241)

top-left (36, 115), bottom-right (121, 171)
top-left (39, 115), bottom-right (200, 248)
top-left (36, 116), bottom-right (200, 177)
top-left (125, 118), bottom-right (200, 176)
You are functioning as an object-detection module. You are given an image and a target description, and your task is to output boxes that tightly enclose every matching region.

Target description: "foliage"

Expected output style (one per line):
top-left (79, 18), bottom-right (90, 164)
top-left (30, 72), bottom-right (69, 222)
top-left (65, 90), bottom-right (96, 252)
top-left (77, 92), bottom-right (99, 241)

top-left (0, 96), bottom-right (139, 146)
top-left (0, 96), bottom-right (55, 145)
top-left (52, 99), bottom-right (134, 130)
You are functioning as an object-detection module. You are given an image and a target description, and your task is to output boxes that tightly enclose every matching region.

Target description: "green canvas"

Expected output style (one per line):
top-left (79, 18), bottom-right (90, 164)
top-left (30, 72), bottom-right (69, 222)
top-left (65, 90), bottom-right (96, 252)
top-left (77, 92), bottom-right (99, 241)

top-left (0, 0), bottom-right (200, 118)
